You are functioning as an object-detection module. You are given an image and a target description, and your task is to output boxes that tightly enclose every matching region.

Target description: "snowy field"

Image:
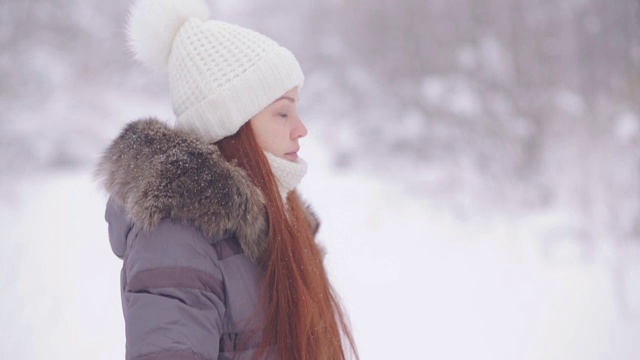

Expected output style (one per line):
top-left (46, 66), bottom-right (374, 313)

top-left (1, 135), bottom-right (639, 359)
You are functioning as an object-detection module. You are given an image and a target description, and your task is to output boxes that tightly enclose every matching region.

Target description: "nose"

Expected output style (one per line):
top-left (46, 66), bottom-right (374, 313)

top-left (292, 116), bottom-right (308, 139)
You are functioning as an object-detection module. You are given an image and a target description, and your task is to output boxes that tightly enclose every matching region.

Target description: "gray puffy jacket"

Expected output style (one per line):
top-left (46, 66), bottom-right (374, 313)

top-left (96, 118), bottom-right (319, 360)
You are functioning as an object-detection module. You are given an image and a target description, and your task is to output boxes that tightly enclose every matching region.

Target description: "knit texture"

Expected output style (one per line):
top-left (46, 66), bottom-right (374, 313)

top-left (126, 0), bottom-right (304, 143)
top-left (168, 18), bottom-right (304, 142)
top-left (264, 152), bottom-right (308, 202)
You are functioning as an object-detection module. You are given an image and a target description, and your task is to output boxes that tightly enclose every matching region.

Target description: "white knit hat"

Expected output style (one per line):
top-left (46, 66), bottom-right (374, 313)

top-left (126, 0), bottom-right (305, 142)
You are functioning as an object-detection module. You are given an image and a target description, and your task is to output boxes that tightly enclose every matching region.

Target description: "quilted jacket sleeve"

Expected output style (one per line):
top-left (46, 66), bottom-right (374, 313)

top-left (122, 219), bottom-right (226, 360)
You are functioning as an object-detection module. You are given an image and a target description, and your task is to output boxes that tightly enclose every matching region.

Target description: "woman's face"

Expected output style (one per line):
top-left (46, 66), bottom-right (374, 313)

top-left (250, 87), bottom-right (307, 162)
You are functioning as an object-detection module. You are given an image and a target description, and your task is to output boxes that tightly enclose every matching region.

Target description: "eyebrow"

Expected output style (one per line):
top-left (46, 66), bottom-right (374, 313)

top-left (273, 96), bottom-right (296, 104)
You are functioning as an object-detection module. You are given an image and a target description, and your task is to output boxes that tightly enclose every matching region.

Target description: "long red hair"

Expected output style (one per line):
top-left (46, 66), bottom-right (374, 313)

top-left (216, 122), bottom-right (358, 360)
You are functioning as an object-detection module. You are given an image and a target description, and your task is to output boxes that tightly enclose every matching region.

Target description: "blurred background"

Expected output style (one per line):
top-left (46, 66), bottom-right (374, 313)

top-left (1, 0), bottom-right (640, 359)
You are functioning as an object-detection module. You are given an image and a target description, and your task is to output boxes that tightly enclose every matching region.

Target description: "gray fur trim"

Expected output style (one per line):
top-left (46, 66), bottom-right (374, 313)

top-left (94, 118), bottom-right (268, 262)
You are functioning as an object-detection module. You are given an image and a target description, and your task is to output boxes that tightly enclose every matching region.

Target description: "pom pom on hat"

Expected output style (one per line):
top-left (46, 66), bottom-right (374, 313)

top-left (126, 0), bottom-right (210, 70)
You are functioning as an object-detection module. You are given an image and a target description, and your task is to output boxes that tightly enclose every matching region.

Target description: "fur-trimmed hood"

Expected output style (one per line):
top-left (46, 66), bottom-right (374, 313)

top-left (95, 118), bottom-right (271, 261)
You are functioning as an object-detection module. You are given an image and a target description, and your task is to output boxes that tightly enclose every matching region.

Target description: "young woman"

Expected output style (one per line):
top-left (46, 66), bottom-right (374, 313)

top-left (95, 0), bottom-right (358, 359)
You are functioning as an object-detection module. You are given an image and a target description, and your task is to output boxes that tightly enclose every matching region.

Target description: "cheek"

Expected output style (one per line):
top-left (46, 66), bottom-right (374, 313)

top-left (265, 131), bottom-right (289, 153)
top-left (252, 120), bottom-right (287, 154)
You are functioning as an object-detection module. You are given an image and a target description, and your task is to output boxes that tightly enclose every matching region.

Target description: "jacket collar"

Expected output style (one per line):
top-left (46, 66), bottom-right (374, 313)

top-left (94, 118), bottom-right (269, 262)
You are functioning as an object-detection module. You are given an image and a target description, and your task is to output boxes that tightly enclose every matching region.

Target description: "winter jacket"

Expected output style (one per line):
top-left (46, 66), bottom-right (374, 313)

top-left (96, 118), bottom-right (319, 360)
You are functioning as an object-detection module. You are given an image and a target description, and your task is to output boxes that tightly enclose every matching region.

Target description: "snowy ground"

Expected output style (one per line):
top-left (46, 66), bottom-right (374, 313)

top-left (1, 135), bottom-right (639, 359)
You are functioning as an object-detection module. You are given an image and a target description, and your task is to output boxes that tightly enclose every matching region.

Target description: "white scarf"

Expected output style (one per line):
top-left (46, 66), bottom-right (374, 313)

top-left (264, 151), bottom-right (308, 202)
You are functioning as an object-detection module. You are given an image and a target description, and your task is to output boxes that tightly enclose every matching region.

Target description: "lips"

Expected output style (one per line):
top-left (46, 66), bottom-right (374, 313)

top-left (285, 148), bottom-right (300, 160)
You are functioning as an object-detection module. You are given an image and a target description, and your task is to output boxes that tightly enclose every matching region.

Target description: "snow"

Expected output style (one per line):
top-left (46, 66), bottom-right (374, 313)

top-left (555, 90), bottom-right (585, 116)
top-left (455, 44), bottom-right (478, 71)
top-left (478, 36), bottom-right (514, 84)
top-left (615, 112), bottom-right (640, 143)
top-left (420, 75), bottom-right (483, 118)
top-left (0, 171), bottom-right (121, 359)
top-left (2, 133), bottom-right (639, 359)
top-left (302, 149), bottom-right (636, 359)
top-left (421, 77), bottom-right (447, 106)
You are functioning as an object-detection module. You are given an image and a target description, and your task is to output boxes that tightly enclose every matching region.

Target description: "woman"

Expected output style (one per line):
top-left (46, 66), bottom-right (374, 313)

top-left (94, 0), bottom-right (358, 359)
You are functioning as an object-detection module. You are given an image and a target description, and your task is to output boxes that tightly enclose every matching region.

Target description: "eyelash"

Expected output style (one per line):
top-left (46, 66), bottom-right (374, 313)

top-left (278, 113), bottom-right (288, 118)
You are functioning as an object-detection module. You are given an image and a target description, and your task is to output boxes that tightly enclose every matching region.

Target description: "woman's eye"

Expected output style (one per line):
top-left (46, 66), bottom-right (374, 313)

top-left (278, 113), bottom-right (288, 118)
